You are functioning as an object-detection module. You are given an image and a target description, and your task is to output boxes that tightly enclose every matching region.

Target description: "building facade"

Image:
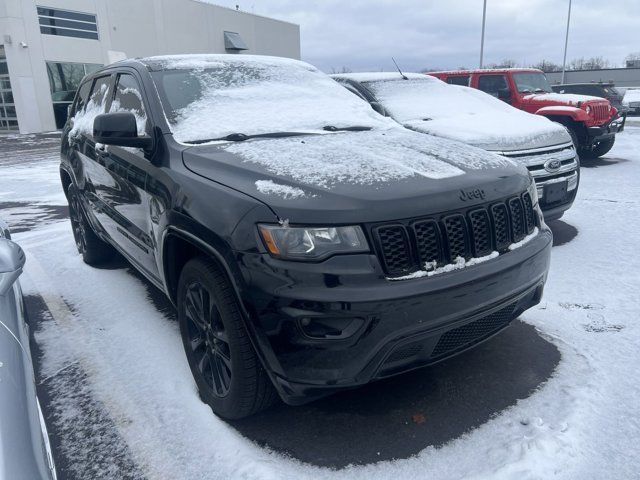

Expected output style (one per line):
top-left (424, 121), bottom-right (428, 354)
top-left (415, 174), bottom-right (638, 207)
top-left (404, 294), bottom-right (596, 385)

top-left (0, 0), bottom-right (300, 133)
top-left (546, 67), bottom-right (640, 88)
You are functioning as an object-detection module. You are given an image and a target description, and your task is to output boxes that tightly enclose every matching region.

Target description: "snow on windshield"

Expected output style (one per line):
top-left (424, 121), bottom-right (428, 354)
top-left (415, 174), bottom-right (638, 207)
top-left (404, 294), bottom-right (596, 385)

top-left (148, 55), bottom-right (392, 143)
top-left (364, 76), bottom-right (568, 150)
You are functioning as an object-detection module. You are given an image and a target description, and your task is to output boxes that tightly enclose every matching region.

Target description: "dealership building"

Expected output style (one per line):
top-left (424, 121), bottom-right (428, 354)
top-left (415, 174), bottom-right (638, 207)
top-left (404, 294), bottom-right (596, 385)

top-left (0, 0), bottom-right (300, 133)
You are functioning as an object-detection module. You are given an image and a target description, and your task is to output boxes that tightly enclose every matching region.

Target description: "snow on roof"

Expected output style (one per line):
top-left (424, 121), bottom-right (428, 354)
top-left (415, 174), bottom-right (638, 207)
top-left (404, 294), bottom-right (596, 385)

top-left (428, 68), bottom-right (543, 75)
top-left (140, 53), bottom-right (311, 71)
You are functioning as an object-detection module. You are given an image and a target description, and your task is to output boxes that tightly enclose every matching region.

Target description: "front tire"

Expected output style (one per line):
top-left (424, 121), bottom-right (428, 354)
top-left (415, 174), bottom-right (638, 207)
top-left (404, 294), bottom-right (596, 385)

top-left (68, 185), bottom-right (114, 266)
top-left (581, 137), bottom-right (615, 159)
top-left (177, 256), bottom-right (277, 419)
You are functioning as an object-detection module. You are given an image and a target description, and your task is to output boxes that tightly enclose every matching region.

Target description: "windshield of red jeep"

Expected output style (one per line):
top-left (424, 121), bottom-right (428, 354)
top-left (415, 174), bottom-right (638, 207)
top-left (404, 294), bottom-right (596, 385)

top-left (513, 73), bottom-right (553, 93)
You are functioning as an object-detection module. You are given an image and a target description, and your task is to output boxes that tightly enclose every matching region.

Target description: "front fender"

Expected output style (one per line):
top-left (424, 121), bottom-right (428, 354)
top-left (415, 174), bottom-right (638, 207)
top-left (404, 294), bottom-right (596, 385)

top-left (535, 106), bottom-right (589, 122)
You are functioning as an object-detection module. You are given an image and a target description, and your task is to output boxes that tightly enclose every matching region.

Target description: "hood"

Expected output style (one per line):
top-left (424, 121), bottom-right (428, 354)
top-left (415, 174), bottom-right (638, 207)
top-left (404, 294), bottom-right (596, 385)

top-left (404, 111), bottom-right (570, 152)
top-left (522, 92), bottom-right (610, 107)
top-left (182, 127), bottom-right (530, 224)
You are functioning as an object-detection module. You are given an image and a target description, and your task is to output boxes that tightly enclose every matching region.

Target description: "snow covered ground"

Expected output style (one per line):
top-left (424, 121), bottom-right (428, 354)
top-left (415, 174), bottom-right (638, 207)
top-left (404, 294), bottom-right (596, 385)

top-left (2, 128), bottom-right (640, 479)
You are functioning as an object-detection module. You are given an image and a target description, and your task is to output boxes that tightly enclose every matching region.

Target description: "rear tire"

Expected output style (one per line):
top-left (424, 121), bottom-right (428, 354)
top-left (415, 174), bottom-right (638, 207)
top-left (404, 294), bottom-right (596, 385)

top-left (68, 185), bottom-right (115, 266)
top-left (580, 137), bottom-right (615, 159)
top-left (177, 256), bottom-right (278, 419)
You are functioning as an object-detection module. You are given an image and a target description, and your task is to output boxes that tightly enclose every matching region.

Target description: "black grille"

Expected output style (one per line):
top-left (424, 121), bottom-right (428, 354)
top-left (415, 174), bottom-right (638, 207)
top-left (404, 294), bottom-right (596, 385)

top-left (430, 303), bottom-right (516, 359)
top-left (490, 203), bottom-right (511, 250)
top-left (375, 225), bottom-right (413, 275)
top-left (443, 214), bottom-right (469, 261)
top-left (386, 343), bottom-right (423, 363)
top-left (522, 193), bottom-right (535, 234)
top-left (508, 197), bottom-right (525, 242)
top-left (413, 220), bottom-right (442, 266)
top-left (373, 193), bottom-right (537, 277)
top-left (468, 209), bottom-right (492, 256)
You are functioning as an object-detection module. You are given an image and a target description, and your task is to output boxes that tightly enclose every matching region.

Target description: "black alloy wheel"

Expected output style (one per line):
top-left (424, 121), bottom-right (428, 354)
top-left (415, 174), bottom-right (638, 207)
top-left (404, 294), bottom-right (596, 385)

top-left (184, 280), bottom-right (232, 397)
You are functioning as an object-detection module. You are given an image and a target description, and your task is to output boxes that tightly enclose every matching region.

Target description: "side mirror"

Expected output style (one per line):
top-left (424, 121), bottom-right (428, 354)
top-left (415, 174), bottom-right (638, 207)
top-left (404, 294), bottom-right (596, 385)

top-left (93, 112), bottom-right (153, 149)
top-left (370, 102), bottom-right (388, 116)
top-left (0, 238), bottom-right (25, 296)
top-left (497, 88), bottom-right (512, 100)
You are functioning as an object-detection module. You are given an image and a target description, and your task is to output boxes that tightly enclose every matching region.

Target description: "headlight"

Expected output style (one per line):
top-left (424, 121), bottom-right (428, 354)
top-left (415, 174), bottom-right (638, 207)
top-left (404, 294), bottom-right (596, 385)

top-left (258, 224), bottom-right (368, 260)
top-left (585, 105), bottom-right (591, 115)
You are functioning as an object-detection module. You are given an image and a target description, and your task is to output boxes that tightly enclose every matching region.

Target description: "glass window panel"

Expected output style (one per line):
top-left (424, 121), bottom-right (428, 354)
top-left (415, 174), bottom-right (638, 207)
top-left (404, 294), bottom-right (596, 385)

top-left (5, 106), bottom-right (16, 118)
top-left (111, 74), bottom-right (148, 134)
top-left (37, 7), bottom-right (96, 24)
top-left (39, 26), bottom-right (98, 40)
top-left (47, 62), bottom-right (86, 101)
top-left (39, 17), bottom-right (98, 32)
top-left (89, 76), bottom-right (111, 109)
top-left (0, 63), bottom-right (8, 75)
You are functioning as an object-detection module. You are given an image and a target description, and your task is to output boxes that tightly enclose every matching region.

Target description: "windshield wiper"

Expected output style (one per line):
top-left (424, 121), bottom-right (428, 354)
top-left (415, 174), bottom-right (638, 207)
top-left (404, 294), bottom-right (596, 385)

top-left (187, 126), bottom-right (373, 144)
top-left (187, 131), bottom-right (313, 144)
top-left (322, 125), bottom-right (372, 132)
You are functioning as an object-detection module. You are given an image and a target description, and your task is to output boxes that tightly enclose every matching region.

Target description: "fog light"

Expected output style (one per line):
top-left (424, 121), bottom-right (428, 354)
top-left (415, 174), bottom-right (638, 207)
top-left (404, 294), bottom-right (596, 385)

top-left (299, 316), bottom-right (365, 340)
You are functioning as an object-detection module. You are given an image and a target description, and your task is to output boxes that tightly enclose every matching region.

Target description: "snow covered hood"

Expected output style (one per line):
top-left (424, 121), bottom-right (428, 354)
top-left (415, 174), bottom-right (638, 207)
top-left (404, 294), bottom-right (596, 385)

top-left (334, 73), bottom-right (571, 152)
top-left (522, 92), bottom-right (608, 106)
top-left (182, 127), bottom-right (530, 224)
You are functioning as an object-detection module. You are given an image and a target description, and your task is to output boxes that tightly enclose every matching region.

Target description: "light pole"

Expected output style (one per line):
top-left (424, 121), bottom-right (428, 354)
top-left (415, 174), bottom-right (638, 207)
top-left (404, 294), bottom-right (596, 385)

top-left (561, 0), bottom-right (572, 83)
top-left (479, 0), bottom-right (487, 68)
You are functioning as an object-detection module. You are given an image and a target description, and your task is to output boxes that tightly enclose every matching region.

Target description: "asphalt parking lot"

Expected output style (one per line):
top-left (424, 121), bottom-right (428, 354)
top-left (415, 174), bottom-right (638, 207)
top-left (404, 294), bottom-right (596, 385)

top-left (2, 128), bottom-right (639, 479)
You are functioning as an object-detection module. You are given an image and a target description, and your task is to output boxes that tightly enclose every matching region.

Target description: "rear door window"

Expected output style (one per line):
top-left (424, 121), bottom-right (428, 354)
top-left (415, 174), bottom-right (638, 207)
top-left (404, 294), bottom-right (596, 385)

top-left (477, 75), bottom-right (508, 97)
top-left (446, 76), bottom-right (470, 86)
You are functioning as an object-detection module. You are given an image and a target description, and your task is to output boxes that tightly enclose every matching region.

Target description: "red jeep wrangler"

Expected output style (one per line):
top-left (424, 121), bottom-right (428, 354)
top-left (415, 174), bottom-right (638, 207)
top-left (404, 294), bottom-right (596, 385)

top-left (428, 68), bottom-right (625, 159)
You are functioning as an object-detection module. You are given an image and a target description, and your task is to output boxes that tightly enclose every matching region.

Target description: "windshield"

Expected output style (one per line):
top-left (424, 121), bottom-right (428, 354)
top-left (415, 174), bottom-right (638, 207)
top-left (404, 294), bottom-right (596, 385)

top-left (149, 56), bottom-right (388, 143)
top-left (513, 73), bottom-right (552, 93)
top-left (362, 77), bottom-right (513, 123)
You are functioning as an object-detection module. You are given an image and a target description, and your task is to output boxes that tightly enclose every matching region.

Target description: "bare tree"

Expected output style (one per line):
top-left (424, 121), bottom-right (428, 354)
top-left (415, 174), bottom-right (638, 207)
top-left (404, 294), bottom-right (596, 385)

top-left (569, 56), bottom-right (611, 70)
top-left (330, 66), bottom-right (352, 74)
top-left (530, 60), bottom-right (562, 72)
top-left (486, 58), bottom-right (519, 69)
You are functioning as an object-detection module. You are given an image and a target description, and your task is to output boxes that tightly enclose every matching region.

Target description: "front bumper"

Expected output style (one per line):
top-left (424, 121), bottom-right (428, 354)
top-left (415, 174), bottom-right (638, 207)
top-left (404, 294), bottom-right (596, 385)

top-left (587, 113), bottom-right (626, 142)
top-left (238, 227), bottom-right (552, 404)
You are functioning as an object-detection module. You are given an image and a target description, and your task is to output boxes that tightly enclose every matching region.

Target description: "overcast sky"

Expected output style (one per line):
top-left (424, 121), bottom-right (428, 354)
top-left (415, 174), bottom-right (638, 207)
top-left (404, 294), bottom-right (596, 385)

top-left (213, 0), bottom-right (640, 72)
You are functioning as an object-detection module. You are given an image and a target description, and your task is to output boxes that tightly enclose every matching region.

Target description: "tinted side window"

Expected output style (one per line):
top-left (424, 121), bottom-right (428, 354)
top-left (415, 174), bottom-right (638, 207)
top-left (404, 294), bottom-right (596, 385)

top-left (447, 76), bottom-right (470, 86)
top-left (71, 80), bottom-right (91, 116)
top-left (477, 75), bottom-right (508, 96)
top-left (110, 73), bottom-right (148, 134)
top-left (88, 76), bottom-right (111, 112)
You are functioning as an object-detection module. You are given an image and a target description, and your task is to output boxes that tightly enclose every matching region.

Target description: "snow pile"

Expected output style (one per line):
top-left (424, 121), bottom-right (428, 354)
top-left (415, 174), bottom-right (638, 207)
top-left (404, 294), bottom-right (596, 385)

top-left (388, 251), bottom-right (499, 281)
top-left (255, 180), bottom-right (307, 199)
top-left (508, 227), bottom-right (539, 251)
top-left (146, 55), bottom-right (393, 143)
top-left (347, 73), bottom-right (570, 151)
top-left (226, 128), bottom-right (515, 188)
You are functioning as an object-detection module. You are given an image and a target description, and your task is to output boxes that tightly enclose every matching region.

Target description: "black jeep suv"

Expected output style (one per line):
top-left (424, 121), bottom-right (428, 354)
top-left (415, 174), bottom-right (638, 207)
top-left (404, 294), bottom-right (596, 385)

top-left (60, 55), bottom-right (552, 419)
